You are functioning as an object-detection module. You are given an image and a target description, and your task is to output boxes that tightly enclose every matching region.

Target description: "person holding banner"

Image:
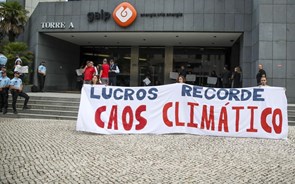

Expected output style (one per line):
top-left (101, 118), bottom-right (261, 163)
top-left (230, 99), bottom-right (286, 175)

top-left (91, 75), bottom-right (101, 85)
top-left (14, 59), bottom-right (25, 81)
top-left (259, 76), bottom-right (269, 87)
top-left (176, 75), bottom-right (186, 83)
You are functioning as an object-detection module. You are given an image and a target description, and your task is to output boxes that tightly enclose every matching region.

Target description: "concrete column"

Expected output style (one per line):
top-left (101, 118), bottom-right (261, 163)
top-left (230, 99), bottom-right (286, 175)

top-left (164, 46), bottom-right (173, 84)
top-left (130, 46), bottom-right (139, 86)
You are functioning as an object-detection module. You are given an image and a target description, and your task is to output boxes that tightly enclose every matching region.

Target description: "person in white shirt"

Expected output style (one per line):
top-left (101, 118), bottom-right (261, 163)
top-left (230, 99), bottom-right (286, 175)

top-left (0, 51), bottom-right (8, 69)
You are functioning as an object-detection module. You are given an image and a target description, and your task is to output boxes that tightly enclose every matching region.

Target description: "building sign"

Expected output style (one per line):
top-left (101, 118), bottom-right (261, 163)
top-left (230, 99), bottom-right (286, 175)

top-left (112, 2), bottom-right (137, 27)
top-left (86, 2), bottom-right (183, 27)
top-left (41, 22), bottom-right (74, 29)
top-left (87, 10), bottom-right (111, 22)
top-left (140, 13), bottom-right (183, 18)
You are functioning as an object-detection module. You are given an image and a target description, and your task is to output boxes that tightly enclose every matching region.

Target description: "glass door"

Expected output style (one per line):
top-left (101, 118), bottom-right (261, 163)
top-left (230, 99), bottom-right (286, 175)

top-left (138, 47), bottom-right (165, 86)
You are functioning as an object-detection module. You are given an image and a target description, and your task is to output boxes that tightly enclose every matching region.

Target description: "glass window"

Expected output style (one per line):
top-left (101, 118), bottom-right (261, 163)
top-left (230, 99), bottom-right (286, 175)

top-left (173, 47), bottom-right (229, 86)
top-left (139, 47), bottom-right (165, 86)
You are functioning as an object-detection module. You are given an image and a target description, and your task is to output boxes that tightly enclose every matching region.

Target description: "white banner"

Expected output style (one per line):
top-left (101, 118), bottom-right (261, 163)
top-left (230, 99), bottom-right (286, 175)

top-left (76, 84), bottom-right (288, 139)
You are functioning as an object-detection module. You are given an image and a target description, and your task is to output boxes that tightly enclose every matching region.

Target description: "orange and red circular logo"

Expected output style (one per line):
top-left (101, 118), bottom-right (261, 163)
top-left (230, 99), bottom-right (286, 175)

top-left (113, 2), bottom-right (137, 27)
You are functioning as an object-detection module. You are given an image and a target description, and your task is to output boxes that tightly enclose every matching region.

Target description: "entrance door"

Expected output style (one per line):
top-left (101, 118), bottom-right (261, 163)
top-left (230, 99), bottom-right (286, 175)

top-left (138, 47), bottom-right (165, 86)
top-left (80, 46), bottom-right (131, 86)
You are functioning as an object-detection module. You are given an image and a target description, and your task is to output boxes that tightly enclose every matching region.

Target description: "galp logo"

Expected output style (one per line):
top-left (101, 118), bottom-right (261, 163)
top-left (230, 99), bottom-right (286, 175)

top-left (113, 2), bottom-right (137, 27)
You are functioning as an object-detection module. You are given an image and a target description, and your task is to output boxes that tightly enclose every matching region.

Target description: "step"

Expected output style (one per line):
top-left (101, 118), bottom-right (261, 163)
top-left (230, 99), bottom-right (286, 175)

top-left (289, 121), bottom-right (295, 126)
top-left (13, 104), bottom-right (79, 111)
top-left (0, 112), bottom-right (77, 120)
top-left (2, 108), bottom-right (78, 117)
top-left (288, 105), bottom-right (295, 110)
top-left (13, 99), bottom-right (80, 106)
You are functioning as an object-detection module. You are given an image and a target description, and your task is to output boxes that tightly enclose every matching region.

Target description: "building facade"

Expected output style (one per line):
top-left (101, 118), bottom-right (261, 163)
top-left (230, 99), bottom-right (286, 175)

top-left (24, 0), bottom-right (295, 102)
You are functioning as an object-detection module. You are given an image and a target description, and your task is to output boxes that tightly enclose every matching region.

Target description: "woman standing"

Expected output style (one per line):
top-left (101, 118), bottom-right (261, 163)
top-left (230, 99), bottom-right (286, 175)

top-left (232, 66), bottom-right (242, 88)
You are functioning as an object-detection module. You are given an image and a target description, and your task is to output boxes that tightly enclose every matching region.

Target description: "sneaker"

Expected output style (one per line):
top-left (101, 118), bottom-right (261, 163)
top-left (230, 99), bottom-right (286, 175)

top-left (23, 106), bottom-right (30, 110)
top-left (3, 109), bottom-right (7, 114)
top-left (13, 110), bottom-right (18, 114)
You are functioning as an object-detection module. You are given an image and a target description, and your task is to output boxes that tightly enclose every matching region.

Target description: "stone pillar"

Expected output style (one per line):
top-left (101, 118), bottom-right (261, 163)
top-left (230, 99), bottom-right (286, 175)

top-left (164, 46), bottom-right (173, 84)
top-left (130, 46), bottom-right (139, 86)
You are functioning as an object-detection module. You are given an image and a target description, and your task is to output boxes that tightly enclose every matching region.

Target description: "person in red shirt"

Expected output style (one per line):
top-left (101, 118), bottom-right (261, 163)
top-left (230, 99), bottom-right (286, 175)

top-left (83, 61), bottom-right (97, 84)
top-left (99, 58), bottom-right (110, 85)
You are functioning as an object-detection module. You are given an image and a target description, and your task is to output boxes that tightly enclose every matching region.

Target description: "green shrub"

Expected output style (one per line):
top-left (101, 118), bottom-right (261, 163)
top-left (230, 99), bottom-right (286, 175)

top-left (2, 42), bottom-right (34, 84)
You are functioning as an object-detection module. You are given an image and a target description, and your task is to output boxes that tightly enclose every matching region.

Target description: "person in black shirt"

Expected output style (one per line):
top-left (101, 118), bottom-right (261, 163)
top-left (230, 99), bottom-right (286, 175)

top-left (178, 65), bottom-right (187, 78)
top-left (256, 64), bottom-right (266, 85)
top-left (108, 59), bottom-right (120, 86)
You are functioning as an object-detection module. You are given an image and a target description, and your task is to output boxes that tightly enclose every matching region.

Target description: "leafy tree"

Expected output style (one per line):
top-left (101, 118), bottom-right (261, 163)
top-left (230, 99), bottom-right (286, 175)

top-left (3, 42), bottom-right (34, 84)
top-left (0, 1), bottom-right (29, 42)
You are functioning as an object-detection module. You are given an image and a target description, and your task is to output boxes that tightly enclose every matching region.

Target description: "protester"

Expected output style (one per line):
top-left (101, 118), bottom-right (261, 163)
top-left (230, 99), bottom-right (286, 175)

top-left (259, 76), bottom-right (269, 87)
top-left (0, 70), bottom-right (10, 114)
top-left (176, 75), bottom-right (186, 83)
top-left (10, 71), bottom-right (30, 114)
top-left (100, 58), bottom-right (110, 85)
top-left (232, 66), bottom-right (242, 88)
top-left (14, 58), bottom-right (25, 81)
top-left (91, 75), bottom-right (101, 85)
top-left (37, 61), bottom-right (47, 92)
top-left (178, 65), bottom-right (187, 78)
top-left (221, 65), bottom-right (232, 88)
top-left (0, 51), bottom-right (8, 69)
top-left (108, 59), bottom-right (120, 86)
top-left (15, 55), bottom-right (22, 64)
top-left (256, 64), bottom-right (266, 85)
top-left (83, 61), bottom-right (97, 84)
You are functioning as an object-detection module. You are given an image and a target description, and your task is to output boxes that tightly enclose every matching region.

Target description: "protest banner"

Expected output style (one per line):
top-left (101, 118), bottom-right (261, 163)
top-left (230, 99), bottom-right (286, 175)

top-left (76, 84), bottom-right (288, 139)
top-left (15, 66), bottom-right (29, 73)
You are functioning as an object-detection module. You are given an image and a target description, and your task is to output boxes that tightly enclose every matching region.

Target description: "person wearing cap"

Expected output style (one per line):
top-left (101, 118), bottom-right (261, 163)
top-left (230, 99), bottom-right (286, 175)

top-left (15, 55), bottom-right (22, 65)
top-left (38, 61), bottom-right (47, 92)
top-left (0, 66), bottom-right (6, 76)
top-left (0, 70), bottom-right (10, 114)
top-left (10, 71), bottom-right (30, 114)
top-left (0, 51), bottom-right (8, 69)
top-left (14, 57), bottom-right (25, 81)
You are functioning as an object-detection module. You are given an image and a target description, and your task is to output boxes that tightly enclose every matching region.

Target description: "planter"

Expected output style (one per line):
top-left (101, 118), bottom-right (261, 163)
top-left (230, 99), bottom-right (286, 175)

top-left (23, 84), bottom-right (33, 92)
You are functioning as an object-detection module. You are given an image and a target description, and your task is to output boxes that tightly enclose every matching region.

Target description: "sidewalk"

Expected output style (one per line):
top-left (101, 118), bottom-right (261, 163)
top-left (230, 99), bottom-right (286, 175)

top-left (0, 118), bottom-right (295, 183)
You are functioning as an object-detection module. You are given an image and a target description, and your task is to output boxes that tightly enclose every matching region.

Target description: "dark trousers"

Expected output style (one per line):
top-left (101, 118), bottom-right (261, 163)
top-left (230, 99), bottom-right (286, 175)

top-left (38, 73), bottom-right (46, 91)
top-left (109, 77), bottom-right (117, 86)
top-left (11, 90), bottom-right (29, 111)
top-left (0, 88), bottom-right (9, 110)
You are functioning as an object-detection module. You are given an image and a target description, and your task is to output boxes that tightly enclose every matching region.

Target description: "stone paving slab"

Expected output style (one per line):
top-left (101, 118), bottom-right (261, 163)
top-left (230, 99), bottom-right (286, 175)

top-left (0, 118), bottom-right (295, 184)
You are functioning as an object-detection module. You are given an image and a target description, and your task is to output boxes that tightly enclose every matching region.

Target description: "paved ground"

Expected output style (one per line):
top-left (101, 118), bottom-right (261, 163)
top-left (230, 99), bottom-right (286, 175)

top-left (0, 118), bottom-right (295, 184)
